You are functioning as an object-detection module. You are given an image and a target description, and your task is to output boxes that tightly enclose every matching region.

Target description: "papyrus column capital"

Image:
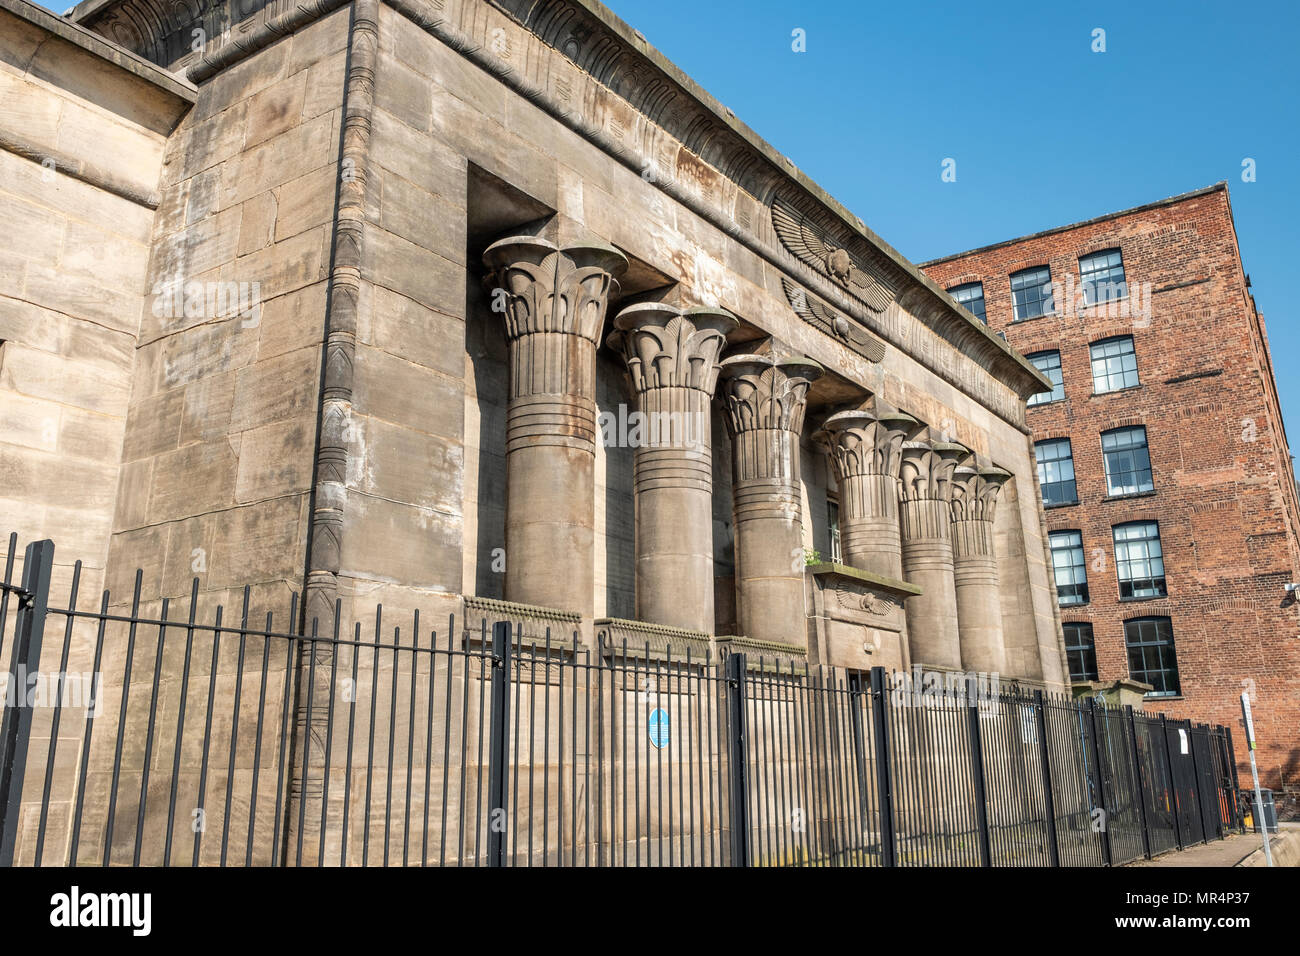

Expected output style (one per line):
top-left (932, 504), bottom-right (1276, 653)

top-left (816, 400), bottom-right (919, 482)
top-left (899, 435), bottom-right (970, 505)
top-left (483, 236), bottom-right (627, 345)
top-left (719, 353), bottom-right (822, 486)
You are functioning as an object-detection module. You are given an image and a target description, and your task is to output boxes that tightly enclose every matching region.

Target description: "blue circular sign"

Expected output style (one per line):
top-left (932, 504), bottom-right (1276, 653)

top-left (648, 708), bottom-right (670, 749)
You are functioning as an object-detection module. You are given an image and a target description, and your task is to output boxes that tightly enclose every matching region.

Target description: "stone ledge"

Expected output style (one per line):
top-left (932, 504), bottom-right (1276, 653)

top-left (461, 595), bottom-right (581, 653)
top-left (714, 635), bottom-right (807, 673)
top-left (595, 618), bottom-right (713, 663)
top-left (805, 562), bottom-right (922, 597)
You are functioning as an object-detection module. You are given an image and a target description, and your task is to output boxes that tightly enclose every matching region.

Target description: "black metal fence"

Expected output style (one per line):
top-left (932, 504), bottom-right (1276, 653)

top-left (0, 537), bottom-right (1241, 866)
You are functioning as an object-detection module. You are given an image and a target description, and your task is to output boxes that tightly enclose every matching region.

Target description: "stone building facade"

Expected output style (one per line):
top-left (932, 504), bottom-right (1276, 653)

top-left (922, 185), bottom-right (1300, 791)
top-left (1, 0), bottom-right (1069, 741)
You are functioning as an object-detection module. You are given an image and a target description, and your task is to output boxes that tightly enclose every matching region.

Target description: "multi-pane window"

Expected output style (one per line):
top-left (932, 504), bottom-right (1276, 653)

top-left (1063, 622), bottom-right (1098, 682)
top-left (827, 500), bottom-right (841, 563)
top-left (1010, 265), bottom-right (1054, 320)
top-left (947, 282), bottom-right (987, 323)
top-left (1101, 426), bottom-right (1154, 496)
top-left (1114, 521), bottom-right (1166, 599)
top-left (1035, 438), bottom-right (1077, 507)
top-left (1125, 617), bottom-right (1180, 697)
top-left (1078, 248), bottom-right (1127, 305)
top-left (1090, 336), bottom-right (1140, 393)
top-left (1026, 350), bottom-right (1065, 406)
top-left (1049, 530), bottom-right (1089, 606)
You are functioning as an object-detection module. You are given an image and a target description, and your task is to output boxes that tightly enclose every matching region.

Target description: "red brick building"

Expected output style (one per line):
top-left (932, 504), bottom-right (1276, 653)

top-left (922, 184), bottom-right (1300, 796)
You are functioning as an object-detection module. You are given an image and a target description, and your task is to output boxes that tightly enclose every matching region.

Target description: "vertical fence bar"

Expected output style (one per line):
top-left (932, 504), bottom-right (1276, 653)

top-left (725, 652), bottom-right (749, 868)
top-left (1224, 726), bottom-right (1242, 832)
top-left (1032, 691), bottom-right (1060, 868)
top-left (1187, 721), bottom-right (1209, 846)
top-left (486, 621), bottom-right (512, 867)
top-left (965, 676), bottom-right (992, 867)
top-left (1124, 705), bottom-right (1152, 860)
top-left (1159, 714), bottom-right (1182, 851)
top-left (0, 539), bottom-right (54, 866)
top-left (867, 667), bottom-right (895, 868)
top-left (1085, 699), bottom-right (1113, 866)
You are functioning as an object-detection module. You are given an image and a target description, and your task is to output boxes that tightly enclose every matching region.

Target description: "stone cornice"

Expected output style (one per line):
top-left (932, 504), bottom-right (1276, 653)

top-left (5, 0), bottom-right (196, 105)
top-left (71, 0), bottom-right (1050, 426)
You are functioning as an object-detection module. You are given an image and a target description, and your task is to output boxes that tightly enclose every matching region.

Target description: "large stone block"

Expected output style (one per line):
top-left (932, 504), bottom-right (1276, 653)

top-left (352, 345), bottom-right (463, 440)
top-left (147, 439), bottom-right (239, 524)
top-left (234, 416), bottom-right (316, 503)
top-left (230, 346), bottom-right (320, 432)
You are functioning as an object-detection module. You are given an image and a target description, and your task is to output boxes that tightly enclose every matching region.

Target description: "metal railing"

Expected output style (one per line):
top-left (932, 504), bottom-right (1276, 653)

top-left (0, 536), bottom-right (1241, 866)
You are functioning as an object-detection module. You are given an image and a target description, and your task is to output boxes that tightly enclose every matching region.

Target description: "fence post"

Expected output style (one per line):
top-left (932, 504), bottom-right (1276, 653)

top-left (0, 539), bottom-right (54, 867)
top-left (1158, 714), bottom-right (1182, 851)
top-left (847, 671), bottom-right (872, 850)
top-left (1224, 725), bottom-right (1243, 832)
top-left (1032, 691), bottom-right (1060, 867)
top-left (1084, 698), bottom-right (1113, 866)
top-left (1187, 721), bottom-right (1210, 845)
top-left (725, 652), bottom-right (749, 867)
top-left (965, 676), bottom-right (992, 867)
top-left (1124, 706), bottom-right (1152, 860)
top-left (867, 667), bottom-right (896, 867)
top-left (486, 621), bottom-right (512, 867)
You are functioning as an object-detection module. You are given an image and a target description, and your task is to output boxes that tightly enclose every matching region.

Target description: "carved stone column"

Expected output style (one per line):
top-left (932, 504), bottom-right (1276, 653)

top-left (609, 303), bottom-right (737, 633)
top-left (719, 353), bottom-right (822, 646)
top-left (898, 433), bottom-right (969, 670)
top-left (950, 461), bottom-right (1012, 675)
top-left (482, 236), bottom-right (627, 619)
top-left (817, 400), bottom-right (918, 579)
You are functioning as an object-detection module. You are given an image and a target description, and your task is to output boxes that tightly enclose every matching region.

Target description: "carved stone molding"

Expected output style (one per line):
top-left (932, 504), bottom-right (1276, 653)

top-left (780, 278), bottom-right (886, 363)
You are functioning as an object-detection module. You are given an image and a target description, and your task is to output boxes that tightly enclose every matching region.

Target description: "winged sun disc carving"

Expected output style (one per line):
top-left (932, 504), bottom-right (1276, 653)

top-left (772, 198), bottom-right (897, 313)
top-left (781, 278), bottom-right (886, 363)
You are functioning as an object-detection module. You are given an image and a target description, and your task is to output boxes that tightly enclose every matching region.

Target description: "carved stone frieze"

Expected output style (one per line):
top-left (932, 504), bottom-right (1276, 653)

top-left (780, 278), bottom-right (886, 362)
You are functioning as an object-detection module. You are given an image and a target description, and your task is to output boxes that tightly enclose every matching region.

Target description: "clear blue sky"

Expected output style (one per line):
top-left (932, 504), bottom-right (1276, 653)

top-left (604, 0), bottom-right (1300, 440)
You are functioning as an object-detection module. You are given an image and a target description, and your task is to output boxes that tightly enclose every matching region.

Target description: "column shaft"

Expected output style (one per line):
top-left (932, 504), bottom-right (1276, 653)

top-left (951, 463), bottom-right (1012, 675)
top-left (484, 236), bottom-right (627, 618)
top-left (720, 355), bottom-right (822, 645)
top-left (610, 304), bottom-right (735, 632)
top-left (898, 437), bottom-right (968, 670)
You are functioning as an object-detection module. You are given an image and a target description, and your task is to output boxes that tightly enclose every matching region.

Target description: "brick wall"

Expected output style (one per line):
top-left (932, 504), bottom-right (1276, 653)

top-left (922, 185), bottom-right (1300, 794)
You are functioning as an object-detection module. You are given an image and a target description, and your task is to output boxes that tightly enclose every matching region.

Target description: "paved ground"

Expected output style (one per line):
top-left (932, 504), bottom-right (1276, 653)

top-left (1126, 826), bottom-right (1296, 866)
